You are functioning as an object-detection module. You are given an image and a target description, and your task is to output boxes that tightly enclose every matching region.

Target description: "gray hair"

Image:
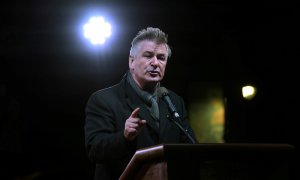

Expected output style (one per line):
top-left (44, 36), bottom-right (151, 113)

top-left (129, 27), bottom-right (171, 58)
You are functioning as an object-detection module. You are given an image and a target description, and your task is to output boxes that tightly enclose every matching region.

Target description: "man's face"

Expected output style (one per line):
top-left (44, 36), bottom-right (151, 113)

top-left (129, 40), bottom-right (168, 89)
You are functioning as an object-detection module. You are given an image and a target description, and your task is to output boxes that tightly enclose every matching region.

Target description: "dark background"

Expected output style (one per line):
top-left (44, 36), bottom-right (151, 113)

top-left (1, 0), bottom-right (299, 179)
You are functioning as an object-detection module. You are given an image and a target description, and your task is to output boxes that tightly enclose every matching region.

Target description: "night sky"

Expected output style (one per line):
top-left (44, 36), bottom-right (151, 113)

top-left (1, 0), bottom-right (299, 179)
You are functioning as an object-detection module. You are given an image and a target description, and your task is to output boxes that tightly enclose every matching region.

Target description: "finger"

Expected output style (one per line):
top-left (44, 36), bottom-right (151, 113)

top-left (130, 107), bottom-right (140, 118)
top-left (125, 128), bottom-right (138, 140)
top-left (127, 128), bottom-right (137, 134)
top-left (127, 117), bottom-right (140, 124)
top-left (127, 122), bottom-right (138, 129)
top-left (138, 120), bottom-right (147, 126)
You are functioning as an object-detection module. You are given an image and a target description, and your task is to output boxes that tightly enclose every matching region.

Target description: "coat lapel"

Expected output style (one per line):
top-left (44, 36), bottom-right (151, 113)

top-left (158, 99), bottom-right (170, 137)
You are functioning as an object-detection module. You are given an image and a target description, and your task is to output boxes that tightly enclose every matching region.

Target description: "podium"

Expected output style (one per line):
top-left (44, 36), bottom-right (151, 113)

top-left (119, 143), bottom-right (294, 180)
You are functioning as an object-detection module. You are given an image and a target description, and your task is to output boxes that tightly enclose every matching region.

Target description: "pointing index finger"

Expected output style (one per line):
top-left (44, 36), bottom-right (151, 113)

top-left (130, 107), bottom-right (140, 118)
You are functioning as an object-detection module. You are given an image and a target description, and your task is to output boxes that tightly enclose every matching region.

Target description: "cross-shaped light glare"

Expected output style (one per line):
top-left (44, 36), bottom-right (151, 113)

top-left (83, 16), bottom-right (112, 45)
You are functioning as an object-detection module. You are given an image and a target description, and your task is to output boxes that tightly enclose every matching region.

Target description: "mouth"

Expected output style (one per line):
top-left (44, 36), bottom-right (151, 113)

top-left (148, 70), bottom-right (160, 76)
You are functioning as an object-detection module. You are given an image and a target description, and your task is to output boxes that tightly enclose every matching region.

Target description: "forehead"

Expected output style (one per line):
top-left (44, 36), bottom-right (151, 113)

top-left (137, 40), bottom-right (168, 54)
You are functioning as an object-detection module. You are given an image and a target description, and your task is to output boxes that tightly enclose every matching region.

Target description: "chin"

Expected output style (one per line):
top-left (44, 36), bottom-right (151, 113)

top-left (145, 74), bottom-right (163, 82)
top-left (148, 79), bottom-right (162, 85)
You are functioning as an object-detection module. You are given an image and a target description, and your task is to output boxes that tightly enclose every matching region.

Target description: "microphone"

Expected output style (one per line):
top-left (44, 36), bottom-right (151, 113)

top-left (158, 87), bottom-right (197, 144)
top-left (158, 87), bottom-right (180, 118)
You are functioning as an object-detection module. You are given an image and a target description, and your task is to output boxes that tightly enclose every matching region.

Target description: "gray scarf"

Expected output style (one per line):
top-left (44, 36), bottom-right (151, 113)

top-left (127, 73), bottom-right (160, 120)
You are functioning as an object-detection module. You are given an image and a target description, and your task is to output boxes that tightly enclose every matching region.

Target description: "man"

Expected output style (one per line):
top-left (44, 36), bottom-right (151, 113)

top-left (84, 27), bottom-right (196, 180)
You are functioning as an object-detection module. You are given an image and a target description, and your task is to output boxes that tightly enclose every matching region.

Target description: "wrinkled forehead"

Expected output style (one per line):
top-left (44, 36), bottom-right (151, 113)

top-left (137, 40), bottom-right (168, 54)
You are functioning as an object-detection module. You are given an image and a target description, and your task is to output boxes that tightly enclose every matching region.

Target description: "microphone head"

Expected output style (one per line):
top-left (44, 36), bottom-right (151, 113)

top-left (158, 86), bottom-right (169, 98)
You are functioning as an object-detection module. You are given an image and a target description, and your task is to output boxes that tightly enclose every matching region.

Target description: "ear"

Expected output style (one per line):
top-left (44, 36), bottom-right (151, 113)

top-left (129, 56), bottom-right (134, 69)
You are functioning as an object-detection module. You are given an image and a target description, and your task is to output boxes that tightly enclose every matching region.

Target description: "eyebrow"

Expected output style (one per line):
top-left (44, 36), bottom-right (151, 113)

top-left (143, 51), bottom-right (167, 56)
top-left (143, 51), bottom-right (153, 54)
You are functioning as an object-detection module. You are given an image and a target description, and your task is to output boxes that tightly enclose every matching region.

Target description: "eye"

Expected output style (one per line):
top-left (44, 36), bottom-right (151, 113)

top-left (143, 52), bottom-right (153, 59)
top-left (157, 55), bottom-right (166, 61)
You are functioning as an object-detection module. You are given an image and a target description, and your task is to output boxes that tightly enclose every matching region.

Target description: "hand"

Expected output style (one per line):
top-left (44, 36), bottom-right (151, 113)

top-left (124, 108), bottom-right (147, 141)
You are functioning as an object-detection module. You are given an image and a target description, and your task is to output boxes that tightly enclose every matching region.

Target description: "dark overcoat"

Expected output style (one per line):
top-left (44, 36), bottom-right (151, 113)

top-left (84, 73), bottom-right (195, 180)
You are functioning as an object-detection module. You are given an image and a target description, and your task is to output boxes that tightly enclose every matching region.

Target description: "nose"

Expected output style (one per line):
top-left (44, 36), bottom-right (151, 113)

top-left (150, 56), bottom-right (159, 66)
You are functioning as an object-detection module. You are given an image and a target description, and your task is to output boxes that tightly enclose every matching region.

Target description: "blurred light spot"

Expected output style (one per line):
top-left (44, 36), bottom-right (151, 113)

top-left (83, 16), bottom-right (111, 45)
top-left (242, 85), bottom-right (257, 100)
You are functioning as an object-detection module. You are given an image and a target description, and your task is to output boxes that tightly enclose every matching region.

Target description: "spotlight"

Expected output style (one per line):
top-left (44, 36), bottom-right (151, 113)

top-left (83, 16), bottom-right (111, 45)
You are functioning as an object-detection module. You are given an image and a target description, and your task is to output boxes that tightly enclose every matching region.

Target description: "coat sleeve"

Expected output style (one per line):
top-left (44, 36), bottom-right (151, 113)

top-left (84, 91), bottom-right (135, 163)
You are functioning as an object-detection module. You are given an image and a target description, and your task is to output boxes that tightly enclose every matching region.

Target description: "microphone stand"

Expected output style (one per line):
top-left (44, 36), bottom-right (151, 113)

top-left (167, 114), bottom-right (197, 144)
top-left (158, 87), bottom-right (197, 144)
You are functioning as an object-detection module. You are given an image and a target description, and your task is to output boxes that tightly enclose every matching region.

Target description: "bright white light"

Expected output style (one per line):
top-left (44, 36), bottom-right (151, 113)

top-left (83, 16), bottom-right (111, 45)
top-left (242, 85), bottom-right (257, 100)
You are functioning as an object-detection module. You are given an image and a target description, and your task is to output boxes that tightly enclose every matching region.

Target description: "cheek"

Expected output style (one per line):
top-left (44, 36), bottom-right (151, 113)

top-left (160, 63), bottom-right (167, 71)
top-left (142, 61), bottom-right (150, 69)
top-left (159, 65), bottom-right (167, 77)
top-left (136, 62), bottom-right (147, 73)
